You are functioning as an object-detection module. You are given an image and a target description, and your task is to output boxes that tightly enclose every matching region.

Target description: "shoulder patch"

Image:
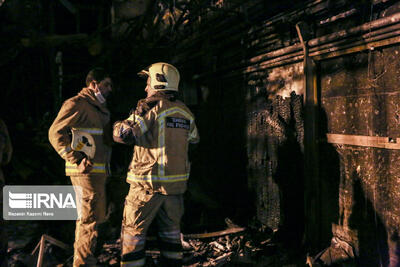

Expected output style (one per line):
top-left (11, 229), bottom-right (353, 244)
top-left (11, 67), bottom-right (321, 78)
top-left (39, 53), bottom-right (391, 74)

top-left (166, 117), bottom-right (190, 130)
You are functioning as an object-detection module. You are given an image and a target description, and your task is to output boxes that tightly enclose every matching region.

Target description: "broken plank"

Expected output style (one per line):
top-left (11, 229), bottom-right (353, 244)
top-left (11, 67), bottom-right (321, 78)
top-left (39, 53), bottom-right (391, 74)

top-left (184, 227), bottom-right (246, 239)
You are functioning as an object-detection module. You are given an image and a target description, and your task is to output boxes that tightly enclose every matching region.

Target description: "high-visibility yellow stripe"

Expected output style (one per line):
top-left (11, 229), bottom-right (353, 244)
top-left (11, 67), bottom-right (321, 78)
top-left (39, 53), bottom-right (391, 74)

top-left (126, 114), bottom-right (147, 135)
top-left (65, 162), bottom-right (106, 174)
top-left (120, 258), bottom-right (146, 267)
top-left (72, 127), bottom-right (103, 135)
top-left (158, 118), bottom-right (166, 176)
top-left (127, 114), bottom-right (134, 121)
top-left (66, 162), bottom-right (105, 167)
top-left (127, 173), bottom-right (189, 183)
top-left (135, 115), bottom-right (148, 135)
top-left (66, 169), bottom-right (106, 174)
top-left (58, 146), bottom-right (72, 157)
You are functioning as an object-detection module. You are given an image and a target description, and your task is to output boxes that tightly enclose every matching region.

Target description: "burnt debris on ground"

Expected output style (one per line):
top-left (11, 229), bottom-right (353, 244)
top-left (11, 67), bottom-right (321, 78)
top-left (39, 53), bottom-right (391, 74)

top-left (6, 219), bottom-right (309, 267)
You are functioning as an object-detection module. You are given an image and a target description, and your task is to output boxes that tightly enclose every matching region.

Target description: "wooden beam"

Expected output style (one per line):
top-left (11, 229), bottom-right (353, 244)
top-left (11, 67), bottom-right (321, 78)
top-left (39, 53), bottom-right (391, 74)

top-left (327, 134), bottom-right (400, 150)
top-left (189, 10), bottom-right (400, 81)
top-left (250, 12), bottom-right (400, 70)
top-left (248, 43), bottom-right (302, 64)
top-left (313, 35), bottom-right (400, 61)
top-left (308, 12), bottom-right (400, 47)
top-left (32, 234), bottom-right (71, 267)
top-left (296, 21), bottom-right (321, 250)
top-left (36, 236), bottom-right (45, 267)
top-left (245, 54), bottom-right (304, 74)
top-left (310, 24), bottom-right (400, 55)
top-left (244, 15), bottom-right (400, 74)
top-left (184, 227), bottom-right (246, 239)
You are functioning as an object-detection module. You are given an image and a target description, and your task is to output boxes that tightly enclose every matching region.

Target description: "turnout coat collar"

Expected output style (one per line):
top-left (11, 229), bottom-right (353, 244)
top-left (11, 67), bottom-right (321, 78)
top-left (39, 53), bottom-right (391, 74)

top-left (78, 87), bottom-right (110, 117)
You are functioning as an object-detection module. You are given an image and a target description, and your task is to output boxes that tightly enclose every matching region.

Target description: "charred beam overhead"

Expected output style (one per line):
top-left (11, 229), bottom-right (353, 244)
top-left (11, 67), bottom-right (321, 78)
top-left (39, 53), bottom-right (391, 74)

top-left (246, 12), bottom-right (400, 71)
top-left (175, 0), bottom-right (354, 77)
top-left (309, 12), bottom-right (400, 47)
top-left (180, 0), bottom-right (348, 49)
top-left (176, 0), bottom-right (400, 81)
top-left (239, 11), bottom-right (400, 76)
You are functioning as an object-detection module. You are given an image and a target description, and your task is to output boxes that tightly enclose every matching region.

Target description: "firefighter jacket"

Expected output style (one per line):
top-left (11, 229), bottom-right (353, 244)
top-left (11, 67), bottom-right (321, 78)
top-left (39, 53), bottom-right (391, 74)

top-left (0, 119), bottom-right (12, 184)
top-left (49, 87), bottom-right (112, 177)
top-left (113, 92), bottom-right (199, 195)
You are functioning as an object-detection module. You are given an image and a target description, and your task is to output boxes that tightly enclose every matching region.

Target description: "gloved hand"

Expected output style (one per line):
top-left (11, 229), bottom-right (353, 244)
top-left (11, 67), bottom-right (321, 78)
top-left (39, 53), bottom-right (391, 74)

top-left (78, 157), bottom-right (93, 174)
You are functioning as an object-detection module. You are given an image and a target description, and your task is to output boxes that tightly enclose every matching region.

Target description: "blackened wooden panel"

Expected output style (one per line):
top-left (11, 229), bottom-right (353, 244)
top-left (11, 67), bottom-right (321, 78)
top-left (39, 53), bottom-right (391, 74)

top-left (320, 46), bottom-right (400, 265)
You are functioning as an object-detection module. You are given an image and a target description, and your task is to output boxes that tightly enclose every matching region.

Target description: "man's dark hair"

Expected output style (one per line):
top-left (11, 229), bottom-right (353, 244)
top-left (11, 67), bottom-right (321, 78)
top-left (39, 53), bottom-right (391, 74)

top-left (86, 68), bottom-right (109, 87)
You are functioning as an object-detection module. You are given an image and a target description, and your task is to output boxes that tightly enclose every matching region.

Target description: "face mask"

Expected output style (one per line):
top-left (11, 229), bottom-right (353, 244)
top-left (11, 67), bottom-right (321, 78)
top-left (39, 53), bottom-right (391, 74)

top-left (95, 89), bottom-right (106, 103)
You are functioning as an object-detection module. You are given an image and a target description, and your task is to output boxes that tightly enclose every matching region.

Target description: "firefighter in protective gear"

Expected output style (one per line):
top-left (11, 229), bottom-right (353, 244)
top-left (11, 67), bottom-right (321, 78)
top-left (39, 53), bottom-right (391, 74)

top-left (49, 68), bottom-right (113, 267)
top-left (0, 119), bottom-right (12, 267)
top-left (113, 62), bottom-right (199, 267)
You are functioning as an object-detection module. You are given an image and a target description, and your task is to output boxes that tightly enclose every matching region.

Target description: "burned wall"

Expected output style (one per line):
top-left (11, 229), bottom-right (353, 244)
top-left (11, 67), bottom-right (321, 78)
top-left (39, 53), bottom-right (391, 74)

top-left (320, 46), bottom-right (400, 265)
top-left (246, 63), bottom-right (304, 245)
top-left (173, 1), bottom-right (400, 255)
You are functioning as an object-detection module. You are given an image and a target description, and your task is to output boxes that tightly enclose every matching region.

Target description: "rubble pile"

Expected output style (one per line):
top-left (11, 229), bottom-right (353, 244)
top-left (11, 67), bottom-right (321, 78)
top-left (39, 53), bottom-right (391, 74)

top-left (6, 221), bottom-right (308, 266)
top-left (181, 232), bottom-right (306, 266)
top-left (183, 234), bottom-right (258, 266)
top-left (94, 227), bottom-right (306, 266)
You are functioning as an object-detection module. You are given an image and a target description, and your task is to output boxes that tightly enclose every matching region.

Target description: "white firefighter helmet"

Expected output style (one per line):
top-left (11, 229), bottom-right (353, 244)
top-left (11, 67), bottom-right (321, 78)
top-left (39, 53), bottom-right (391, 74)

top-left (71, 129), bottom-right (96, 159)
top-left (138, 62), bottom-right (180, 91)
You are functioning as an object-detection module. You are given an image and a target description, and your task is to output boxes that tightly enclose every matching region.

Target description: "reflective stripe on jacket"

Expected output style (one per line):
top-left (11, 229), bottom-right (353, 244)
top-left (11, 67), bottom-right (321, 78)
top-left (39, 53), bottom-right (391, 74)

top-left (113, 93), bottom-right (199, 195)
top-left (49, 87), bottom-right (112, 177)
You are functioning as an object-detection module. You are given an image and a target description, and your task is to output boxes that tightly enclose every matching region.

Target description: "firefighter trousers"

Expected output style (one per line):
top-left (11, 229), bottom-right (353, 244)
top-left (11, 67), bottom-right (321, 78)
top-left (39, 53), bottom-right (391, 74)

top-left (121, 185), bottom-right (184, 267)
top-left (70, 175), bottom-right (106, 267)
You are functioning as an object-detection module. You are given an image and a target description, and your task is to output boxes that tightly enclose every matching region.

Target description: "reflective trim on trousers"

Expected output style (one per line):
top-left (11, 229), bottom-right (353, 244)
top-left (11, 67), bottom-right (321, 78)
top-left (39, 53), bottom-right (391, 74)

top-left (122, 234), bottom-right (146, 248)
top-left (120, 258), bottom-right (146, 267)
top-left (158, 230), bottom-right (181, 243)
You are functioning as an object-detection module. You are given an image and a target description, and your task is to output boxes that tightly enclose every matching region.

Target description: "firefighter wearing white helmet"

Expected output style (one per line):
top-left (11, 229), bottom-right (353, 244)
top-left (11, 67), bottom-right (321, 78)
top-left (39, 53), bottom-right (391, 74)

top-left (138, 62), bottom-right (180, 91)
top-left (113, 62), bottom-right (199, 267)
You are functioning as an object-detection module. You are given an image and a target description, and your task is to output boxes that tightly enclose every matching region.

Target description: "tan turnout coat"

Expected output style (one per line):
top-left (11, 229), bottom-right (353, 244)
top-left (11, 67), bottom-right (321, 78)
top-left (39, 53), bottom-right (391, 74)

top-left (49, 87), bottom-right (112, 176)
top-left (113, 93), bottom-right (199, 195)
